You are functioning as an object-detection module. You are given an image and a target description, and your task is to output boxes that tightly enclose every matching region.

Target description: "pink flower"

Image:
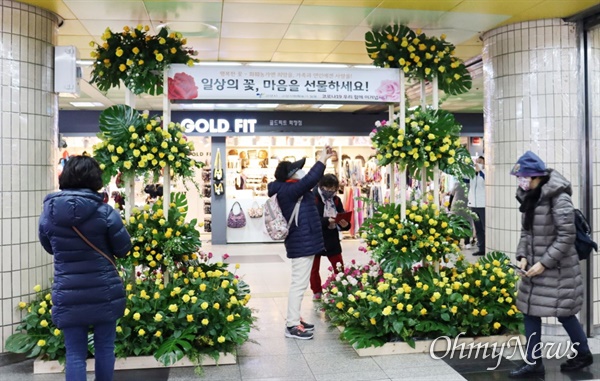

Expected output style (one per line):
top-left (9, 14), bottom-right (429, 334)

top-left (208, 252), bottom-right (213, 259)
top-left (223, 253), bottom-right (230, 260)
top-left (376, 80), bottom-right (400, 102)
top-left (168, 72), bottom-right (198, 100)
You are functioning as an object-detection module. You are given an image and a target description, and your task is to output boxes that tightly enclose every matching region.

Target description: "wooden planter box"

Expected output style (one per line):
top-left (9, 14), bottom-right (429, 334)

top-left (33, 353), bottom-right (236, 374)
top-left (337, 327), bottom-right (524, 357)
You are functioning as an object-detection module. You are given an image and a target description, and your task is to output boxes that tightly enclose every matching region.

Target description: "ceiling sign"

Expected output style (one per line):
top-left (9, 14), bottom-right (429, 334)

top-left (167, 64), bottom-right (401, 104)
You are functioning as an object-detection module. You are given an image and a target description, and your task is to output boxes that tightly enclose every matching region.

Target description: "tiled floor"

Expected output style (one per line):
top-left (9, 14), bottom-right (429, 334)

top-left (1, 240), bottom-right (599, 380)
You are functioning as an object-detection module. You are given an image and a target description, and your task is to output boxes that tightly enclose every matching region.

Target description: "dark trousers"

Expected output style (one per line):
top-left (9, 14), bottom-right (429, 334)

top-left (63, 321), bottom-right (117, 381)
top-left (524, 314), bottom-right (590, 362)
top-left (471, 207), bottom-right (485, 253)
top-left (310, 254), bottom-right (343, 295)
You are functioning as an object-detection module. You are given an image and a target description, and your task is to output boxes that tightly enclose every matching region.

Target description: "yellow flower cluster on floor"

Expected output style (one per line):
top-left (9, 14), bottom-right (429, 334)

top-left (365, 24), bottom-right (471, 95)
top-left (6, 254), bottom-right (255, 366)
top-left (89, 25), bottom-right (198, 95)
top-left (319, 252), bottom-right (522, 349)
top-left (93, 105), bottom-right (204, 186)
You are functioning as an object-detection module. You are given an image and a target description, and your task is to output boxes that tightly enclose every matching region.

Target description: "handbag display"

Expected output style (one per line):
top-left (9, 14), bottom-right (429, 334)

top-left (204, 218), bottom-right (212, 232)
top-left (201, 168), bottom-right (211, 182)
top-left (213, 182), bottom-right (224, 196)
top-left (203, 184), bottom-right (212, 198)
top-left (204, 203), bottom-right (211, 214)
top-left (213, 149), bottom-right (223, 181)
top-left (248, 201), bottom-right (263, 218)
top-left (227, 202), bottom-right (247, 228)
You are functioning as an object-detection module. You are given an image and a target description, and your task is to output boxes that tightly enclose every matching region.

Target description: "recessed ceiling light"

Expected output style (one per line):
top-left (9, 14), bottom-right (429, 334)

top-left (69, 102), bottom-right (104, 107)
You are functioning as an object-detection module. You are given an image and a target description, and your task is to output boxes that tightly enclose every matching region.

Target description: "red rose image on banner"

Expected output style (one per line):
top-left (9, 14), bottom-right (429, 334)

top-left (168, 72), bottom-right (198, 100)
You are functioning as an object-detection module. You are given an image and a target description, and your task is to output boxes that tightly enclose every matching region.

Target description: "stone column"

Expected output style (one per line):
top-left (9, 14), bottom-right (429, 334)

top-left (0, 1), bottom-right (58, 353)
top-left (483, 19), bottom-right (581, 255)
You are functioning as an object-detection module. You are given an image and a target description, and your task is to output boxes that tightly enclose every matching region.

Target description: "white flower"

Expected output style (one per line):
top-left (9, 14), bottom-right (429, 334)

top-left (375, 121), bottom-right (382, 127)
top-left (341, 280), bottom-right (348, 286)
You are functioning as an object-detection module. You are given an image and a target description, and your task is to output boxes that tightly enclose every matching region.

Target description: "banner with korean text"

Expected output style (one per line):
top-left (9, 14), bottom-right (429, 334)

top-left (167, 65), bottom-right (400, 103)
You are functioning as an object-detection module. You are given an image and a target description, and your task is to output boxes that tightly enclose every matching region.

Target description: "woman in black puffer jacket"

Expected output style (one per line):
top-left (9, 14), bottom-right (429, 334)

top-left (39, 156), bottom-right (131, 381)
top-left (508, 151), bottom-right (591, 379)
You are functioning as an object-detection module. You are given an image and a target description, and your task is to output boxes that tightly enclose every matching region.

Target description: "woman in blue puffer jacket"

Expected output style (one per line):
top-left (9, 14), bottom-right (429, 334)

top-left (38, 156), bottom-right (131, 381)
top-left (267, 146), bottom-right (334, 340)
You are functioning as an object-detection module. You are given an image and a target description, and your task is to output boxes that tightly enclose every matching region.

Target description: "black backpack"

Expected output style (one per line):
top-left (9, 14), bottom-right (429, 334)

top-left (574, 209), bottom-right (598, 260)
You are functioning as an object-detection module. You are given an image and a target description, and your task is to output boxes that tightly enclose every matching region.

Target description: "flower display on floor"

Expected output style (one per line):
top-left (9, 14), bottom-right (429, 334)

top-left (369, 106), bottom-right (475, 180)
top-left (123, 193), bottom-right (202, 271)
top-left (93, 105), bottom-right (204, 185)
top-left (359, 199), bottom-right (472, 273)
top-left (320, 252), bottom-right (522, 349)
top-left (6, 254), bottom-right (254, 366)
top-left (89, 25), bottom-right (198, 95)
top-left (365, 24), bottom-right (472, 95)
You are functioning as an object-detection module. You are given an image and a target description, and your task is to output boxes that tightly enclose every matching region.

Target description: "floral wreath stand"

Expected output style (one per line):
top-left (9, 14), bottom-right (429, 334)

top-left (16, 26), bottom-right (248, 374)
top-left (318, 24), bottom-right (525, 357)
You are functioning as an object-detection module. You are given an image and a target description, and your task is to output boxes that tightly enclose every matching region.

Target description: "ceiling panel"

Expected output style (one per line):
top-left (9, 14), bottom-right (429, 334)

top-left (278, 39), bottom-right (341, 53)
top-left (284, 25), bottom-right (354, 41)
top-left (223, 0), bottom-right (302, 3)
top-left (363, 8), bottom-right (445, 28)
top-left (432, 12), bottom-right (512, 32)
top-left (292, 5), bottom-right (374, 26)
top-left (379, 0), bottom-right (464, 11)
top-left (220, 23), bottom-right (288, 39)
top-left (332, 41), bottom-right (367, 54)
top-left (184, 37), bottom-right (219, 51)
top-left (222, 2), bottom-right (300, 24)
top-left (63, 0), bottom-right (149, 20)
top-left (57, 19), bottom-right (89, 36)
top-left (150, 21), bottom-right (221, 38)
top-left (508, 0), bottom-right (600, 22)
top-left (220, 38), bottom-right (281, 52)
top-left (323, 53), bottom-right (370, 64)
top-left (144, 2), bottom-right (222, 22)
top-left (15, 0), bottom-right (597, 113)
top-left (218, 51), bottom-right (273, 61)
top-left (271, 52), bottom-right (329, 62)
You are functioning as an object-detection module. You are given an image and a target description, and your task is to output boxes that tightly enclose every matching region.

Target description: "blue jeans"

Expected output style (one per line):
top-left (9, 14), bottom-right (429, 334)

top-left (524, 314), bottom-right (590, 362)
top-left (63, 321), bottom-right (117, 381)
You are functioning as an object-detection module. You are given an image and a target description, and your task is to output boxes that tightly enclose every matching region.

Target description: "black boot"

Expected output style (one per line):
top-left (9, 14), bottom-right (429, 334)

top-left (561, 351), bottom-right (593, 372)
top-left (509, 361), bottom-right (545, 378)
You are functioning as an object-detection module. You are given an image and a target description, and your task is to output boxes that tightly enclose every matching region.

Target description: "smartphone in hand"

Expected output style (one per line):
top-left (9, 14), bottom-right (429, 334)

top-left (508, 263), bottom-right (527, 276)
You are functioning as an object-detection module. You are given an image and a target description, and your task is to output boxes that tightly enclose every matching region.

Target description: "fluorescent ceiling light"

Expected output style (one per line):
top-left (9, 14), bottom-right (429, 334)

top-left (197, 62), bottom-right (243, 66)
top-left (352, 65), bottom-right (378, 69)
top-left (246, 63), bottom-right (348, 68)
top-left (70, 101), bottom-right (104, 107)
top-left (186, 104), bottom-right (215, 110)
top-left (319, 104), bottom-right (343, 109)
top-left (76, 60), bottom-right (94, 66)
top-left (255, 103), bottom-right (279, 108)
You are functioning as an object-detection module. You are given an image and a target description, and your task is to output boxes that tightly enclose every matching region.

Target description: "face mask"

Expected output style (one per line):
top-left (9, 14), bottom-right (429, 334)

top-left (291, 169), bottom-right (306, 180)
top-left (320, 189), bottom-right (336, 199)
top-left (479, 164), bottom-right (485, 170)
top-left (517, 177), bottom-right (531, 191)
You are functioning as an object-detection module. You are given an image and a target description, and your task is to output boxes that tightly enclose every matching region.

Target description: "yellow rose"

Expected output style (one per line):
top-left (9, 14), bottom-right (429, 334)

top-left (186, 314), bottom-right (194, 322)
top-left (37, 339), bottom-right (46, 347)
top-left (33, 285), bottom-right (42, 292)
top-left (155, 331), bottom-right (162, 337)
top-left (138, 329), bottom-right (145, 336)
top-left (40, 320), bottom-right (48, 327)
top-left (201, 318), bottom-right (209, 325)
top-left (54, 328), bottom-right (61, 336)
top-left (168, 304), bottom-right (178, 312)
top-left (201, 302), bottom-right (209, 309)
top-left (217, 336), bottom-right (226, 343)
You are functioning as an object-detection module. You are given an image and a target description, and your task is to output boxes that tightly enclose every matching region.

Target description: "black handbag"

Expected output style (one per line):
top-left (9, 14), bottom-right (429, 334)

top-left (213, 149), bottom-right (223, 181)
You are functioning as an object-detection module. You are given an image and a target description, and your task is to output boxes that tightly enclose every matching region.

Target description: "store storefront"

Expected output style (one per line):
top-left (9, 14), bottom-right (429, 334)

top-left (59, 109), bottom-right (483, 244)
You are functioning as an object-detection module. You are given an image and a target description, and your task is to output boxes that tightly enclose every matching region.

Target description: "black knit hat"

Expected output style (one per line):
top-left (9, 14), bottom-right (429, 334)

top-left (274, 158), bottom-right (306, 182)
